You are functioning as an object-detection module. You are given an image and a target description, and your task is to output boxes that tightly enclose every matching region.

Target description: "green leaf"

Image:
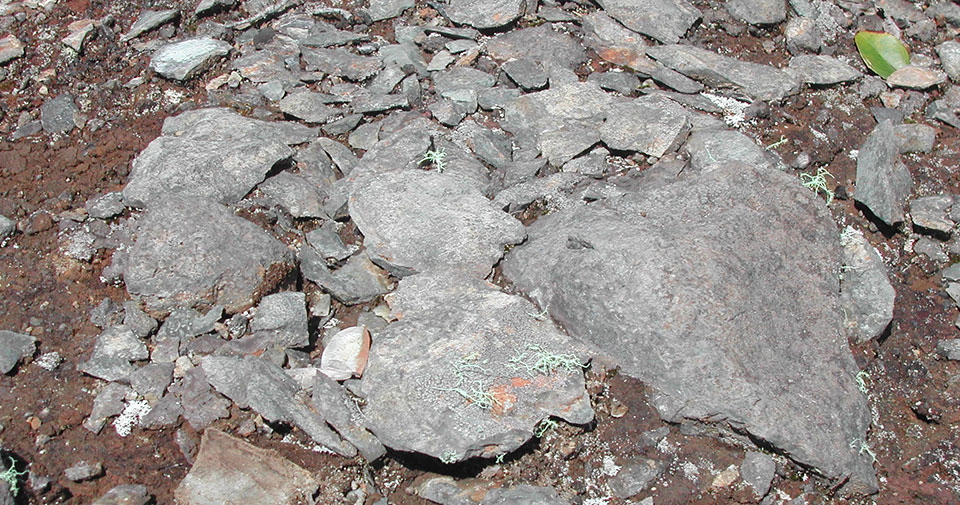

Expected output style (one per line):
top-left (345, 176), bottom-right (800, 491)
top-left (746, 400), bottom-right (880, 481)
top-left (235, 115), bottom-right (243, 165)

top-left (855, 31), bottom-right (910, 79)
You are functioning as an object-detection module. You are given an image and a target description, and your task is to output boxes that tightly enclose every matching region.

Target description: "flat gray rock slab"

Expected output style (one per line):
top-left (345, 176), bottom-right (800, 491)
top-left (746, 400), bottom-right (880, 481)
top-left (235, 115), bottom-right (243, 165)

top-left (257, 171), bottom-right (328, 218)
top-left (0, 35), bottom-right (24, 64)
top-left (77, 325), bottom-right (147, 382)
top-left (599, 94), bottom-right (690, 157)
top-left (90, 484), bottom-right (151, 505)
top-left (596, 0), bottom-right (701, 44)
top-left (300, 250), bottom-right (393, 304)
top-left (0, 330), bottom-right (37, 374)
top-left (301, 47), bottom-right (383, 81)
top-left (443, 0), bottom-right (524, 29)
top-left (249, 291), bottom-right (309, 349)
top-left (174, 429), bottom-right (318, 505)
top-left (484, 25), bottom-right (587, 70)
top-left (278, 89), bottom-right (340, 124)
top-left (123, 107), bottom-right (316, 208)
top-left (741, 452), bottom-right (776, 497)
top-left (366, 0), bottom-right (414, 20)
top-left (936, 40), bottom-right (960, 81)
top-left (682, 129), bottom-right (776, 173)
top-left (0, 215), bottom-right (13, 239)
top-left (725, 0), bottom-right (786, 25)
top-left (416, 478), bottom-right (570, 505)
top-left (788, 55), bottom-right (862, 85)
top-left (647, 44), bottom-right (800, 101)
top-left (122, 196), bottom-right (293, 316)
top-left (360, 271), bottom-right (594, 463)
top-left (839, 227), bottom-right (895, 343)
top-left (203, 356), bottom-right (356, 456)
top-left (608, 458), bottom-right (664, 499)
top-left (503, 163), bottom-right (877, 493)
top-left (311, 373), bottom-right (386, 461)
top-left (910, 194), bottom-right (955, 233)
top-left (150, 38), bottom-right (231, 81)
top-left (349, 170), bottom-right (526, 278)
top-left (121, 9), bottom-right (179, 42)
top-left (41, 94), bottom-right (80, 133)
top-left (855, 121), bottom-right (914, 226)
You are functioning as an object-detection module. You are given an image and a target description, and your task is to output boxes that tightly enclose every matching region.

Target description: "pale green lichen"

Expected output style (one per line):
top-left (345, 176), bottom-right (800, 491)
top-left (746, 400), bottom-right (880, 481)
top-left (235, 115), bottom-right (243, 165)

top-left (0, 457), bottom-right (25, 497)
top-left (433, 353), bottom-right (500, 410)
top-left (508, 345), bottom-right (586, 377)
top-left (799, 167), bottom-right (835, 205)
top-left (535, 418), bottom-right (559, 438)
top-left (420, 148), bottom-right (448, 173)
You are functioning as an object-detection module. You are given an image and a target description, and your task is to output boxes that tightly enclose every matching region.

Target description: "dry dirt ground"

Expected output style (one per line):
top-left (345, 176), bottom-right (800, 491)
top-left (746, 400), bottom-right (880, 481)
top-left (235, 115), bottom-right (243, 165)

top-left (0, 0), bottom-right (959, 504)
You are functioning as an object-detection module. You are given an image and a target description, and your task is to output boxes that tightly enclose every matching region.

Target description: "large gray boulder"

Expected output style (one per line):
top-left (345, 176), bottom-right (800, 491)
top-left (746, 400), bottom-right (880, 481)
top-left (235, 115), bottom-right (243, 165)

top-left (122, 196), bottom-right (293, 316)
top-left (503, 163), bottom-right (877, 493)
top-left (646, 44), bottom-right (800, 101)
top-left (348, 170), bottom-right (526, 278)
top-left (359, 271), bottom-right (594, 463)
top-left (123, 108), bottom-right (316, 208)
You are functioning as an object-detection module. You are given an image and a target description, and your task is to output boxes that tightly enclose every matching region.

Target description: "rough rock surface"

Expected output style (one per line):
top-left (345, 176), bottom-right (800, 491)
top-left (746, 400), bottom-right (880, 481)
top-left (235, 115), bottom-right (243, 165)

top-left (443, 0), bottom-right (524, 29)
top-left (360, 271), bottom-right (595, 463)
top-left (348, 170), bottom-right (526, 278)
top-left (121, 196), bottom-right (293, 316)
top-left (839, 227), bottom-right (895, 343)
top-left (150, 38), bottom-right (231, 81)
top-left (725, 0), bottom-right (786, 25)
top-left (503, 163), bottom-right (877, 492)
top-left (596, 0), bottom-right (700, 44)
top-left (123, 107), bottom-right (315, 208)
top-left (174, 429), bottom-right (318, 505)
top-left (0, 330), bottom-right (37, 374)
top-left (855, 120), bottom-right (914, 226)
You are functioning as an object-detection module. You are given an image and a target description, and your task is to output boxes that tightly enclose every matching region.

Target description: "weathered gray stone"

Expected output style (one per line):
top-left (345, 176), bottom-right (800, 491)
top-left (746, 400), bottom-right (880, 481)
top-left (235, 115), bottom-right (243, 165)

top-left (305, 223), bottom-right (355, 262)
top-left (502, 58), bottom-right (548, 90)
top-left (249, 292), bottom-right (309, 349)
top-left (646, 44), bottom-right (800, 101)
top-left (915, 236), bottom-right (949, 263)
top-left (478, 87), bottom-right (522, 110)
top-left (0, 215), bottom-right (14, 239)
top-left (937, 41), bottom-right (960, 81)
top-left (855, 121), bottom-right (914, 226)
top-left (379, 43), bottom-right (429, 77)
top-left (86, 192), bottom-right (125, 220)
top-left (129, 363), bottom-right (174, 400)
top-left (41, 94), bottom-right (80, 133)
top-left (911, 195), bottom-right (955, 234)
top-left (839, 227), bottom-right (895, 343)
top-left (608, 458), bottom-right (664, 499)
top-left (894, 123), bottom-right (936, 153)
top-left (683, 129), bottom-right (775, 173)
top-left (434, 67), bottom-right (497, 94)
top-left (311, 373), bottom-right (386, 461)
top-left (169, 366), bottom-right (230, 430)
top-left (785, 16), bottom-right (823, 54)
top-left (360, 271), bottom-right (594, 463)
top-left (123, 108), bottom-right (316, 208)
top-left (875, 0), bottom-right (926, 26)
top-left (150, 38), bottom-right (231, 81)
top-left (485, 25), bottom-right (587, 70)
top-left (349, 170), bottom-right (526, 277)
top-left (202, 356), bottom-right (355, 455)
top-left (258, 171), bottom-right (328, 218)
top-left (937, 339), bottom-right (960, 360)
top-left (299, 21), bottom-right (369, 48)
top-left (741, 452), bottom-right (776, 497)
top-left (588, 71), bottom-right (641, 95)
top-left (482, 485), bottom-right (569, 505)
top-left (121, 9), bottom-right (179, 42)
top-left (503, 163), bottom-right (878, 493)
top-left (0, 330), bottom-right (36, 374)
top-left (122, 196), bottom-right (293, 316)
top-left (493, 172), bottom-right (585, 212)
top-left (90, 484), bottom-right (151, 505)
top-left (78, 325), bottom-right (147, 381)
top-left (139, 391), bottom-right (184, 429)
top-left (443, 0), bottom-right (524, 29)
top-left (366, 0), bottom-right (414, 21)
top-left (788, 55), bottom-right (862, 85)
top-left (195, 0), bottom-right (237, 16)
top-left (65, 461), bottom-right (103, 482)
top-left (886, 66), bottom-right (947, 90)
top-left (151, 307), bottom-right (221, 363)
top-left (232, 49), bottom-right (296, 83)
top-left (84, 383), bottom-right (133, 433)
top-left (351, 93), bottom-right (409, 114)
top-left (301, 47), bottom-right (382, 80)
top-left (63, 19), bottom-right (95, 53)
top-left (174, 429), bottom-right (318, 505)
top-left (300, 250), bottom-right (393, 304)
top-left (0, 35), bottom-right (24, 64)
top-left (278, 89), bottom-right (340, 124)
top-left (599, 95), bottom-right (690, 157)
top-left (596, 0), bottom-right (701, 44)
top-left (725, 0), bottom-right (786, 25)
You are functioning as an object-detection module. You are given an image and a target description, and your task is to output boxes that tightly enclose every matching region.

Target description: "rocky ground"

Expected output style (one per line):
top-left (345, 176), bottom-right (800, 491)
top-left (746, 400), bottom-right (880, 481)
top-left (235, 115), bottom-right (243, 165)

top-left (1, 0), bottom-right (960, 504)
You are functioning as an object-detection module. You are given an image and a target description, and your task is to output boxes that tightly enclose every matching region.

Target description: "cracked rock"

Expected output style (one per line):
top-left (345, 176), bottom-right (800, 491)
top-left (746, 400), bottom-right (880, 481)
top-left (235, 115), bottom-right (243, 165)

top-left (150, 38), bottom-right (231, 81)
top-left (855, 120), bottom-right (914, 226)
top-left (839, 227), bottom-right (895, 343)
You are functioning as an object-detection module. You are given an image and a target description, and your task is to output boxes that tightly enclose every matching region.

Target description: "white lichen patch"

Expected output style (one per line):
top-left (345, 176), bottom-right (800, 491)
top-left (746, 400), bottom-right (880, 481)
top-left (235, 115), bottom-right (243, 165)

top-left (701, 92), bottom-right (750, 127)
top-left (114, 398), bottom-right (151, 437)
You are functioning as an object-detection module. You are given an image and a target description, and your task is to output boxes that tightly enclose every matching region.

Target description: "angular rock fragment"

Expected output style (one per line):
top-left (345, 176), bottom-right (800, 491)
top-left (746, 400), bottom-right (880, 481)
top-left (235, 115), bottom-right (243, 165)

top-left (442, 0), bottom-right (524, 29)
top-left (936, 41), bottom-right (960, 81)
top-left (65, 461), bottom-right (103, 482)
top-left (910, 195), bottom-right (955, 234)
top-left (320, 326), bottom-right (370, 380)
top-left (894, 123), bottom-right (936, 153)
top-left (257, 171), bottom-right (328, 218)
top-left (306, 222), bottom-right (355, 262)
top-left (502, 58), bottom-right (548, 90)
top-left (123, 107), bottom-right (316, 207)
top-left (788, 55), bottom-right (862, 85)
top-left (646, 44), bottom-right (800, 101)
top-left (150, 38), bottom-right (231, 81)
top-left (300, 250), bottom-right (392, 304)
top-left (485, 25), bottom-right (587, 70)
top-left (725, 0), bottom-right (786, 25)
top-left (84, 383), bottom-right (132, 433)
top-left (503, 163), bottom-right (878, 493)
top-left (301, 47), bottom-right (382, 80)
top-left (493, 172), bottom-right (584, 212)
top-left (63, 19), bottom-right (96, 52)
top-left (839, 227), bottom-right (895, 343)
top-left (360, 271), bottom-right (594, 463)
top-left (682, 129), bottom-right (776, 173)
top-left (365, 0), bottom-right (414, 21)
top-left (90, 484), bottom-right (151, 505)
top-left (608, 458), bottom-right (664, 499)
top-left (855, 121), bottom-right (914, 226)
top-left (311, 374), bottom-right (385, 461)
top-left (78, 325), bottom-right (147, 382)
top-left (596, 0), bottom-right (701, 44)
top-left (0, 330), bottom-right (36, 374)
top-left (886, 66), bottom-right (947, 90)
top-left (349, 170), bottom-right (526, 277)
top-left (937, 339), bottom-right (960, 360)
top-left (741, 452), bottom-right (776, 497)
top-left (416, 476), bottom-right (571, 505)
top-left (278, 89), bottom-right (340, 124)
top-left (122, 196), bottom-right (293, 316)
top-left (121, 9), bottom-right (179, 42)
top-left (174, 429), bottom-right (318, 505)
top-left (599, 95), bottom-right (690, 157)
top-left (0, 35), bottom-right (24, 64)
top-left (202, 356), bottom-right (355, 456)
top-left (247, 291), bottom-right (309, 349)
top-left (86, 192), bottom-right (125, 220)
top-left (41, 94), bottom-right (80, 134)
